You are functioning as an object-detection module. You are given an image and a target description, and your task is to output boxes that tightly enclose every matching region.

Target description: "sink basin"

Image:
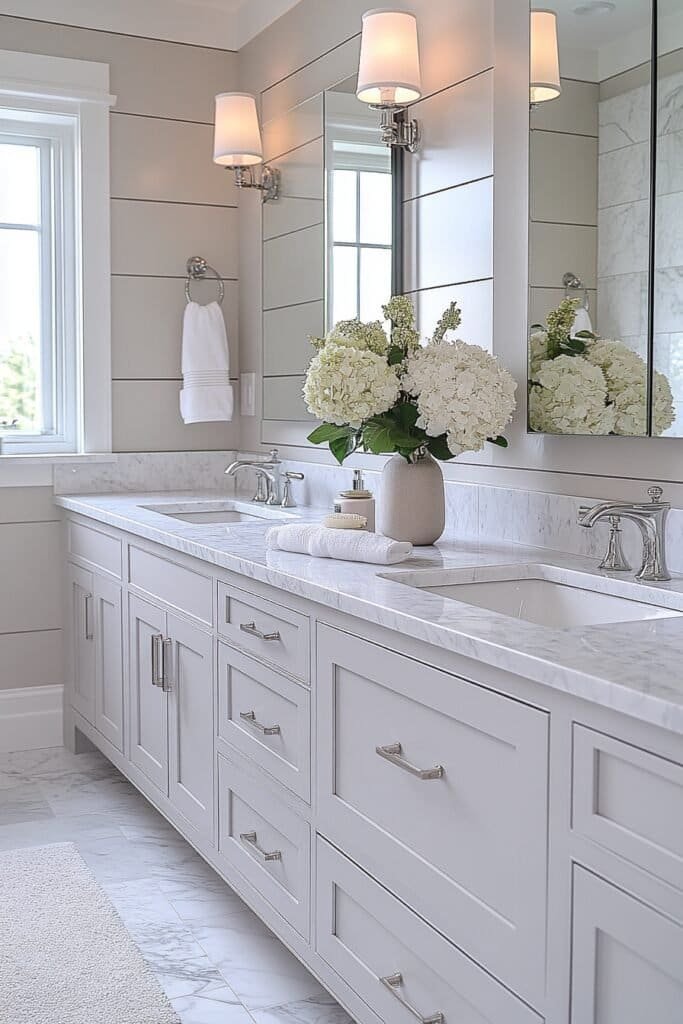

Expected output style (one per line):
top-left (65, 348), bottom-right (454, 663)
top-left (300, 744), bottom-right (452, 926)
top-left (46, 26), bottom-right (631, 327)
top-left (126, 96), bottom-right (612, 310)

top-left (381, 563), bottom-right (682, 628)
top-left (141, 500), bottom-right (297, 526)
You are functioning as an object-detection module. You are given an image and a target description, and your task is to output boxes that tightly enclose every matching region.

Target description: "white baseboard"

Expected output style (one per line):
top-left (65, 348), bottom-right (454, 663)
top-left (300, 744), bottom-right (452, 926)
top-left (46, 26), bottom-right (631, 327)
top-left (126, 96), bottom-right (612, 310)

top-left (0, 685), bottom-right (64, 753)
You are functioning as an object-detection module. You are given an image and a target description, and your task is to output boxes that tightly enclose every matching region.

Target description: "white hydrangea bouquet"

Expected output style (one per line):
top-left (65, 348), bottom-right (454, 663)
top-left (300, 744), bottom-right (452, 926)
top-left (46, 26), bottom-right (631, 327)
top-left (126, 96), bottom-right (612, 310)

top-left (303, 296), bottom-right (517, 464)
top-left (529, 299), bottom-right (675, 436)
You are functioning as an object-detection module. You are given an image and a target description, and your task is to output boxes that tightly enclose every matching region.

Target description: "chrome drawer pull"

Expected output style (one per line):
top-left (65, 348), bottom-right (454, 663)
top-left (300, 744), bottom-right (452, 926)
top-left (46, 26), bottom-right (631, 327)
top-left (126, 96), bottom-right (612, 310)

top-left (151, 633), bottom-right (164, 687)
top-left (240, 621), bottom-right (281, 642)
top-left (378, 970), bottom-right (444, 1019)
top-left (161, 637), bottom-right (173, 692)
top-left (84, 593), bottom-right (94, 641)
top-left (376, 742), bottom-right (444, 780)
top-left (239, 831), bottom-right (282, 862)
top-left (240, 710), bottom-right (281, 736)
top-left (380, 972), bottom-right (444, 1024)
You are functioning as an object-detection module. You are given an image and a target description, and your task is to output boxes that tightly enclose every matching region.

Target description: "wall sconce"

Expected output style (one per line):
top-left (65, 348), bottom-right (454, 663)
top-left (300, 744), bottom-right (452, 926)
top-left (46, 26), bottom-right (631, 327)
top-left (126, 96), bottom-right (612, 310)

top-left (213, 92), bottom-right (280, 202)
top-left (530, 9), bottom-right (562, 106)
top-left (356, 9), bottom-right (422, 152)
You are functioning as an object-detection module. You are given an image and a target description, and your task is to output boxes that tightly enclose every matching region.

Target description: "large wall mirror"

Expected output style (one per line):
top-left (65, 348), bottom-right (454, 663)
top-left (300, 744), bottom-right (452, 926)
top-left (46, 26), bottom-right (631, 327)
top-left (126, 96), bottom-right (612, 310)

top-left (261, 58), bottom-right (401, 430)
top-left (528, 0), bottom-right (683, 438)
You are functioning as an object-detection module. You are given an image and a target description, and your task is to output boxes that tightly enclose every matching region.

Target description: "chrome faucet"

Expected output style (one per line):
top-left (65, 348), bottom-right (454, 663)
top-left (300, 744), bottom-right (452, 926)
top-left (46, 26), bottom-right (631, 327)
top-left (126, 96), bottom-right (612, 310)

top-left (577, 486), bottom-right (671, 582)
top-left (225, 449), bottom-right (281, 504)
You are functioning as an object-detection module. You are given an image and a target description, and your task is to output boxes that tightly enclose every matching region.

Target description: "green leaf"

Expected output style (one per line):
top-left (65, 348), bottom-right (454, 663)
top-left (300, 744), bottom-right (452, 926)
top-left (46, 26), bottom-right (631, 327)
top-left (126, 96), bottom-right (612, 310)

top-left (426, 434), bottom-right (454, 461)
top-left (362, 415), bottom-right (421, 455)
top-left (307, 422), bottom-right (351, 445)
top-left (393, 401), bottom-right (419, 431)
top-left (530, 323), bottom-right (545, 331)
top-left (573, 330), bottom-right (597, 339)
top-left (487, 435), bottom-right (508, 448)
top-left (387, 345), bottom-right (405, 366)
top-left (329, 432), bottom-right (356, 465)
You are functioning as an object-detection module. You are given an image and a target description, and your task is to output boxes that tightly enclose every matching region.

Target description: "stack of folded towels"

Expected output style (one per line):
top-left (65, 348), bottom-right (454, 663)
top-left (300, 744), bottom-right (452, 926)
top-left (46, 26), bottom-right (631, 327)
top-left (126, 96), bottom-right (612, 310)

top-left (266, 523), bottom-right (412, 565)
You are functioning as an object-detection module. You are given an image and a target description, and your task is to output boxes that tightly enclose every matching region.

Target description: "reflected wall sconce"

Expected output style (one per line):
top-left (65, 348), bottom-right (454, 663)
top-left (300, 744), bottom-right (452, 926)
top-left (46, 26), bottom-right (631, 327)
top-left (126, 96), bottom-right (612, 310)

top-left (212, 92), bottom-right (280, 202)
top-left (530, 9), bottom-right (562, 106)
top-left (356, 9), bottom-right (422, 152)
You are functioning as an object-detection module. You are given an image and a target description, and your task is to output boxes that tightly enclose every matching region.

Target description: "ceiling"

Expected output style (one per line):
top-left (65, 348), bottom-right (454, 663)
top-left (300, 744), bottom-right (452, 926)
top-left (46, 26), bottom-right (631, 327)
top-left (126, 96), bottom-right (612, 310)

top-left (0, 0), bottom-right (303, 50)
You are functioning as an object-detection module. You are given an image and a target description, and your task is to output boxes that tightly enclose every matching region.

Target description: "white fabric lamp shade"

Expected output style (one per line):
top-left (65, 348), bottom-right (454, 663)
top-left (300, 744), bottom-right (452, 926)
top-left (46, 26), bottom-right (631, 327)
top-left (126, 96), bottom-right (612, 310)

top-left (356, 9), bottom-right (422, 106)
top-left (530, 10), bottom-right (562, 103)
top-left (213, 92), bottom-right (263, 167)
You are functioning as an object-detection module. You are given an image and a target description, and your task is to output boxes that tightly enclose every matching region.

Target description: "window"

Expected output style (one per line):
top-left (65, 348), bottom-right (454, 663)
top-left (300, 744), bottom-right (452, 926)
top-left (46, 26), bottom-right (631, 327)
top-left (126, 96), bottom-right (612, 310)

top-left (0, 50), bottom-right (113, 456)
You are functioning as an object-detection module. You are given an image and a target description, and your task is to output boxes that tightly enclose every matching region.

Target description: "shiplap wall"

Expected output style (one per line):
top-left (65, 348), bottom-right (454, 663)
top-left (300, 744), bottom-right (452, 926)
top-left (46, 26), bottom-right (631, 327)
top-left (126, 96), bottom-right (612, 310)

top-left (0, 16), bottom-right (237, 691)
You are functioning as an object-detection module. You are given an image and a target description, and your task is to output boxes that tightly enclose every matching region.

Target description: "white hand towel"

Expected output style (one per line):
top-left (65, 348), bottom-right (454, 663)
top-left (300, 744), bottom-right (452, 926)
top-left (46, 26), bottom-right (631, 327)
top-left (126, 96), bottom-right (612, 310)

top-left (571, 305), bottom-right (593, 338)
top-left (266, 523), bottom-right (413, 565)
top-left (180, 301), bottom-right (234, 424)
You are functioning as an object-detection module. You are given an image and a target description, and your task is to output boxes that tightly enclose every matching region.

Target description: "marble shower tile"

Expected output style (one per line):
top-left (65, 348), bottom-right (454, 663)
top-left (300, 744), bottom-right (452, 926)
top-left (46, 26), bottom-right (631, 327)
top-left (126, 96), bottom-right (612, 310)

top-left (0, 783), bottom-right (54, 825)
top-left (654, 268), bottom-right (683, 334)
top-left (599, 83), bottom-right (651, 154)
top-left (596, 272), bottom-right (648, 339)
top-left (657, 129), bottom-right (683, 196)
top-left (656, 193), bottom-right (683, 269)
top-left (251, 993), bottom-right (354, 1023)
top-left (598, 200), bottom-right (650, 278)
top-left (598, 141), bottom-right (650, 209)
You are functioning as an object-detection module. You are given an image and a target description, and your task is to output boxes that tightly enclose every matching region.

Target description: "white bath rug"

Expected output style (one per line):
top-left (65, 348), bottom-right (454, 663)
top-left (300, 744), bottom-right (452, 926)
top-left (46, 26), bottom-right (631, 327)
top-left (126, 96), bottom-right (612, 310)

top-left (0, 842), bottom-right (179, 1024)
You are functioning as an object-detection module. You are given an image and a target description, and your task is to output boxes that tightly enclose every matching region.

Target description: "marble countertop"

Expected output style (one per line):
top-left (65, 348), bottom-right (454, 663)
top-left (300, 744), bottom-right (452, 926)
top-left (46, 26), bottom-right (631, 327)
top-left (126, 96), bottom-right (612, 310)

top-left (56, 490), bottom-right (683, 737)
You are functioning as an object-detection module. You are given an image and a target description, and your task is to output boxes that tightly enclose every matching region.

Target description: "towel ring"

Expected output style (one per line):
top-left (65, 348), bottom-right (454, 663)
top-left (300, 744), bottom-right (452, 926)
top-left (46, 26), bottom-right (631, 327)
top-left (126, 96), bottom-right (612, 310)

top-left (185, 255), bottom-right (225, 305)
top-left (562, 271), bottom-right (589, 312)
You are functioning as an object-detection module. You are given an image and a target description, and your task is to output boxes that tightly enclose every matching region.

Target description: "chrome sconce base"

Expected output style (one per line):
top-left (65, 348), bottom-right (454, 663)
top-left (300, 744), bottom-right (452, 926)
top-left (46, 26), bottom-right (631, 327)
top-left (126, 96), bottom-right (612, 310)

top-left (231, 164), bottom-right (280, 202)
top-left (371, 105), bottom-right (420, 152)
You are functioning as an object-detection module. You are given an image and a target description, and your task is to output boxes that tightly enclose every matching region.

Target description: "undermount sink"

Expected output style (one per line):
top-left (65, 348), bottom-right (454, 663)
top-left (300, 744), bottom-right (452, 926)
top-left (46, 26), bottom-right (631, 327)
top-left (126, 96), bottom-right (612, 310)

top-left (381, 563), bottom-right (682, 629)
top-left (141, 500), bottom-right (297, 526)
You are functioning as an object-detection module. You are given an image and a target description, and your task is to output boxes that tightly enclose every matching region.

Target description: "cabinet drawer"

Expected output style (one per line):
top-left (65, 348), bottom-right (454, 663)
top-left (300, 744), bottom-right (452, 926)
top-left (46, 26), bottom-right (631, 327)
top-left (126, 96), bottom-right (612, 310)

top-left (217, 643), bottom-right (310, 801)
top-left (571, 867), bottom-right (683, 1024)
top-left (573, 726), bottom-right (683, 891)
top-left (129, 545), bottom-right (212, 625)
top-left (218, 581), bottom-right (309, 683)
top-left (316, 623), bottom-right (548, 1005)
top-left (316, 838), bottom-right (541, 1024)
top-left (217, 754), bottom-right (310, 939)
top-left (68, 520), bottom-right (122, 578)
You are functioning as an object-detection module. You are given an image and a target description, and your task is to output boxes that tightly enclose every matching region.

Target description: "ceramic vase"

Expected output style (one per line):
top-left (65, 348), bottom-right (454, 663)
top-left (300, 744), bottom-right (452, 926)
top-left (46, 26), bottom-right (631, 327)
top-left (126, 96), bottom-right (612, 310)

top-left (378, 451), bottom-right (445, 545)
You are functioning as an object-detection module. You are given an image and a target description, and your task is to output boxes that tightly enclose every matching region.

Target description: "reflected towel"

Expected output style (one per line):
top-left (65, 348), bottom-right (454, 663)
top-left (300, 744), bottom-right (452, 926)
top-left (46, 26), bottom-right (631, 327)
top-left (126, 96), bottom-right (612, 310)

top-left (266, 523), bottom-right (413, 565)
top-left (180, 301), bottom-right (234, 423)
top-left (571, 305), bottom-right (593, 338)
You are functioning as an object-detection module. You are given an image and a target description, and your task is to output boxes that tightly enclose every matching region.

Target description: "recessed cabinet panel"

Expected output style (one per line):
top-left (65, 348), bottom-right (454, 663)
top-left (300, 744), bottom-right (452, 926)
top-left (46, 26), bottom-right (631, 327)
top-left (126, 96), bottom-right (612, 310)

top-left (67, 563), bottom-right (96, 726)
top-left (571, 867), bottom-right (683, 1024)
top-left (94, 576), bottom-right (124, 752)
top-left (316, 623), bottom-right (549, 1005)
top-left (128, 593), bottom-right (168, 795)
top-left (218, 581), bottom-right (309, 683)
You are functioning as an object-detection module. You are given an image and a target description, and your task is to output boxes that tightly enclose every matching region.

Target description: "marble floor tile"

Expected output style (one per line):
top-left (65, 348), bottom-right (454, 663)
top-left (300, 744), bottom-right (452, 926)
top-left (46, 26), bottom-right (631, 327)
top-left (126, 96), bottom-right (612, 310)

top-left (38, 770), bottom-right (142, 816)
top-left (171, 986), bottom-right (253, 1024)
top-left (0, 745), bottom-right (113, 788)
top-left (0, 810), bottom-right (120, 851)
top-left (0, 782), bottom-right (55, 824)
top-left (251, 993), bottom-right (355, 1023)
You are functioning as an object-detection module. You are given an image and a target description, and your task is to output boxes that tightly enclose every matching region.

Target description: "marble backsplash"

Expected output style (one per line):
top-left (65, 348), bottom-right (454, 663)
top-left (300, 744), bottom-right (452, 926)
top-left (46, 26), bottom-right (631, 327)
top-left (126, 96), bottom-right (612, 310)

top-left (53, 449), bottom-right (683, 576)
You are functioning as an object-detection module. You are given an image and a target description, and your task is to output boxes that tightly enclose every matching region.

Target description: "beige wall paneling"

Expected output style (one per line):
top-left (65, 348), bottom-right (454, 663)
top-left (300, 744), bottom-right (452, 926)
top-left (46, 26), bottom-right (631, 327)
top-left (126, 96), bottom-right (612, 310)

top-left (0, 631), bottom-right (62, 691)
top-left (259, 37), bottom-right (361, 124)
top-left (0, 16), bottom-right (238, 123)
top-left (0, 523), bottom-right (62, 635)
top-left (111, 200), bottom-right (238, 278)
top-left (263, 197), bottom-right (324, 241)
top-left (110, 115), bottom-right (239, 206)
top-left (530, 78), bottom-right (599, 136)
top-left (530, 287), bottom-right (597, 329)
top-left (264, 301), bottom-right (324, 376)
top-left (404, 70), bottom-right (494, 201)
top-left (410, 280), bottom-right (494, 351)
top-left (263, 94), bottom-right (323, 162)
top-left (112, 381), bottom-right (240, 452)
top-left (0, 487), bottom-right (57, 523)
top-left (529, 222), bottom-right (598, 290)
top-left (263, 224), bottom-right (324, 310)
top-left (531, 132), bottom-right (599, 226)
top-left (274, 138), bottom-right (324, 200)
top-left (404, 177), bottom-right (493, 292)
top-left (263, 377), bottom-right (314, 422)
top-left (112, 277), bottom-right (239, 380)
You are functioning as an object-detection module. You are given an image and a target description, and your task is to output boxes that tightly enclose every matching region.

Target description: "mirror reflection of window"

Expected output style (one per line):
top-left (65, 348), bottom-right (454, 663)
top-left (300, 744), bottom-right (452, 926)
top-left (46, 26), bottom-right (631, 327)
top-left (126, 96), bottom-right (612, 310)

top-left (325, 82), bottom-right (393, 328)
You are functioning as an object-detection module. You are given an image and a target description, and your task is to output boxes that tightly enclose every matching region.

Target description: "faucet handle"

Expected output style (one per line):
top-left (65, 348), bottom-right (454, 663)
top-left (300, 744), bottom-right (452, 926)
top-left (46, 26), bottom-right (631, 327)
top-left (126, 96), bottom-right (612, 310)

top-left (647, 485), bottom-right (664, 504)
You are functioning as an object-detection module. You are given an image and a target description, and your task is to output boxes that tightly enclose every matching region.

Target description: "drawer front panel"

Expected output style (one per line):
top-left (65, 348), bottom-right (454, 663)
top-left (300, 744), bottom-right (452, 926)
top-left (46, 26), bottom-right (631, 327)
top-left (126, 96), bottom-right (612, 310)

top-left (217, 643), bottom-right (310, 801)
top-left (217, 754), bottom-right (310, 938)
top-left (573, 726), bottom-right (683, 891)
top-left (571, 867), bottom-right (683, 1024)
top-left (316, 838), bottom-right (541, 1024)
top-left (316, 623), bottom-right (548, 1005)
top-left (218, 581), bottom-right (309, 683)
top-left (129, 545), bottom-right (212, 625)
top-left (68, 520), bottom-right (122, 578)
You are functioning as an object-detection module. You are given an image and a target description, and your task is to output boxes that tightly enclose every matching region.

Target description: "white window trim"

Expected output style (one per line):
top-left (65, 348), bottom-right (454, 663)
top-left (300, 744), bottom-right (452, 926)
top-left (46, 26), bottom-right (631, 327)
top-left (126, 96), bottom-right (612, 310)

top-left (0, 49), bottom-right (115, 458)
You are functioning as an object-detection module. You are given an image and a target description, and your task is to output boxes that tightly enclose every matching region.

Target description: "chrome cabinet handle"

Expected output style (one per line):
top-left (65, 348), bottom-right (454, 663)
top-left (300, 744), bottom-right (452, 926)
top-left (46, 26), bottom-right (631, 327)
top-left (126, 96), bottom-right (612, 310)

top-left (151, 633), bottom-right (164, 687)
top-left (239, 831), bottom-right (282, 862)
top-left (84, 593), bottom-right (94, 641)
top-left (380, 972), bottom-right (444, 1024)
top-left (240, 621), bottom-right (281, 642)
top-left (240, 710), bottom-right (281, 736)
top-left (375, 742), bottom-right (444, 780)
top-left (161, 637), bottom-right (172, 692)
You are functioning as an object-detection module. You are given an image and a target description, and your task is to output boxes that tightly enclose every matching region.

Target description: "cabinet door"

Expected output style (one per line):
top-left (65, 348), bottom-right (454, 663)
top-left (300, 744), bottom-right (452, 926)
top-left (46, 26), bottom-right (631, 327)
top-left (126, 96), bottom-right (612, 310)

top-left (572, 867), bottom-right (683, 1024)
top-left (93, 576), bottom-right (124, 752)
top-left (67, 563), bottom-right (96, 725)
top-left (167, 613), bottom-right (214, 840)
top-left (129, 593), bottom-right (168, 795)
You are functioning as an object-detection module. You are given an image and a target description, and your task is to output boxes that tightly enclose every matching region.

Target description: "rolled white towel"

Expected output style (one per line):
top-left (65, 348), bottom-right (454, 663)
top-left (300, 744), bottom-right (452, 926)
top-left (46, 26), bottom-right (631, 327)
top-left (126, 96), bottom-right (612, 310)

top-left (266, 523), bottom-right (413, 565)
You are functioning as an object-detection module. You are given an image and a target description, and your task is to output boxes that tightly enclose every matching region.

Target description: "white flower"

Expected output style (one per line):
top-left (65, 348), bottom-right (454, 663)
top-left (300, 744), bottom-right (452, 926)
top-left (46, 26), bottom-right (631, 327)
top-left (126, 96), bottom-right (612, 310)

top-left (585, 339), bottom-right (676, 436)
top-left (314, 319), bottom-right (389, 356)
top-left (529, 330), bottom-right (549, 377)
top-left (403, 340), bottom-right (517, 456)
top-left (529, 355), bottom-right (616, 434)
top-left (303, 343), bottom-right (399, 429)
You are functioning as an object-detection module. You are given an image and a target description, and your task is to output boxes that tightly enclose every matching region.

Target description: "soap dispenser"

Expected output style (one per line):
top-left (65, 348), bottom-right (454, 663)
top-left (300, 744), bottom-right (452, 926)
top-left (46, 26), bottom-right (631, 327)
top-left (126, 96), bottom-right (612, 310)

top-left (334, 469), bottom-right (375, 532)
